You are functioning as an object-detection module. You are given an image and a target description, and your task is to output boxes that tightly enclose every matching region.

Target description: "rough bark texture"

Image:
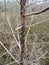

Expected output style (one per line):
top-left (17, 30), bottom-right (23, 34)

top-left (20, 0), bottom-right (26, 65)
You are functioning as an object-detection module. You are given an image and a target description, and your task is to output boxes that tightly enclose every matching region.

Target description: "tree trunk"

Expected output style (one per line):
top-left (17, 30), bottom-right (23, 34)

top-left (20, 0), bottom-right (26, 65)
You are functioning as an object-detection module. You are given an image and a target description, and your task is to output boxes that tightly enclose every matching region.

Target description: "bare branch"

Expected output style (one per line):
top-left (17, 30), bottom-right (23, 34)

top-left (25, 1), bottom-right (47, 8)
top-left (0, 44), bottom-right (18, 58)
top-left (6, 61), bottom-right (16, 65)
top-left (24, 7), bottom-right (49, 16)
top-left (0, 41), bottom-right (19, 65)
top-left (25, 16), bottom-right (34, 43)
top-left (25, 16), bottom-right (34, 56)
top-left (15, 18), bottom-right (49, 31)
top-left (16, 16), bottom-right (20, 44)
top-left (6, 16), bottom-right (21, 50)
top-left (36, 51), bottom-right (48, 61)
top-left (4, 0), bottom-right (21, 50)
top-left (0, 52), bottom-right (7, 58)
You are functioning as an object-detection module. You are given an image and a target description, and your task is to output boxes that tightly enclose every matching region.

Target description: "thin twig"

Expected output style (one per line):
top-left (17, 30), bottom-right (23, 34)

top-left (6, 16), bottom-right (21, 50)
top-left (6, 61), bottom-right (16, 65)
top-left (0, 44), bottom-right (17, 58)
top-left (0, 41), bottom-right (19, 65)
top-left (16, 16), bottom-right (20, 44)
top-left (15, 18), bottom-right (49, 31)
top-left (25, 16), bottom-right (34, 44)
top-left (36, 51), bottom-right (48, 61)
top-left (24, 16), bottom-right (34, 56)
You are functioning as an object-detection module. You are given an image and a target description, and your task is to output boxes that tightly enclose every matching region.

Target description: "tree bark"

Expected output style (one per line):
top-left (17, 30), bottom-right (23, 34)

top-left (20, 0), bottom-right (26, 65)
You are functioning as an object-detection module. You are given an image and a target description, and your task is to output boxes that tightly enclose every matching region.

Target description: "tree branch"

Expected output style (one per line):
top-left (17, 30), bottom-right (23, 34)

top-left (24, 7), bottom-right (49, 16)
top-left (0, 41), bottom-right (19, 65)
top-left (6, 16), bottom-right (21, 50)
